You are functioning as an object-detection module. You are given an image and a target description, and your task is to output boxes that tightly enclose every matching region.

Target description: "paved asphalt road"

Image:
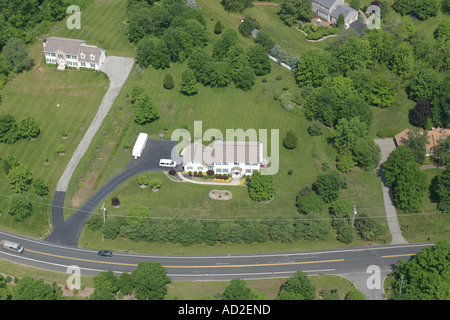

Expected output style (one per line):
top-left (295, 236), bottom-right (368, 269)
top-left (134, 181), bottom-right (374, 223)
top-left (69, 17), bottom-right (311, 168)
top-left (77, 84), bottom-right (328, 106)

top-left (46, 140), bottom-right (181, 247)
top-left (0, 230), bottom-right (432, 299)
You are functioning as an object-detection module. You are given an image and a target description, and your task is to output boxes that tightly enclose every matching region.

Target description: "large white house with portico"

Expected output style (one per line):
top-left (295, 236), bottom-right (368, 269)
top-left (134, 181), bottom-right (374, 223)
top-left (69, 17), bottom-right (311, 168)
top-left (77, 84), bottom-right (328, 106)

top-left (182, 140), bottom-right (264, 177)
top-left (43, 37), bottom-right (105, 70)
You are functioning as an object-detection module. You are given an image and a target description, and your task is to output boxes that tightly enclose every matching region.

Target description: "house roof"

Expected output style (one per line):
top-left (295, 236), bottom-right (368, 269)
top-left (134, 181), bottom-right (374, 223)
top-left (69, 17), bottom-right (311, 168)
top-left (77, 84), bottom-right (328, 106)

top-left (43, 37), bottom-right (104, 64)
top-left (330, 4), bottom-right (358, 20)
top-left (394, 128), bottom-right (449, 151)
top-left (182, 140), bottom-right (262, 165)
top-left (182, 140), bottom-right (213, 166)
top-left (43, 37), bottom-right (85, 55)
top-left (79, 45), bottom-right (104, 64)
top-left (314, 0), bottom-right (340, 9)
top-left (211, 140), bottom-right (261, 164)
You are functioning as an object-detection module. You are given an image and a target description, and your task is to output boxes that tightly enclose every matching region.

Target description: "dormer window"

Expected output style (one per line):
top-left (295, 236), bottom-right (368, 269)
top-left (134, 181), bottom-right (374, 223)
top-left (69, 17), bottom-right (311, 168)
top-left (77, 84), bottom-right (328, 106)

top-left (80, 53), bottom-right (85, 59)
top-left (90, 54), bottom-right (95, 60)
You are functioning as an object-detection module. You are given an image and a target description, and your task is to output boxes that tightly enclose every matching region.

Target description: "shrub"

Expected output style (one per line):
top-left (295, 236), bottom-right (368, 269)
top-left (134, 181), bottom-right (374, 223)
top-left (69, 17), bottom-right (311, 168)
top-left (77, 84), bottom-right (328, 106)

top-left (283, 130), bottom-right (298, 149)
top-left (296, 194), bottom-right (325, 214)
top-left (207, 170), bottom-right (214, 176)
top-left (33, 178), bottom-right (49, 197)
top-left (149, 178), bottom-right (162, 189)
top-left (137, 175), bottom-right (148, 186)
top-left (111, 197), bottom-right (120, 207)
top-left (86, 214), bottom-right (103, 231)
top-left (168, 169), bottom-right (177, 176)
top-left (354, 213), bottom-right (387, 241)
top-left (308, 122), bottom-right (323, 136)
top-left (163, 73), bottom-right (174, 90)
top-left (56, 144), bottom-right (65, 154)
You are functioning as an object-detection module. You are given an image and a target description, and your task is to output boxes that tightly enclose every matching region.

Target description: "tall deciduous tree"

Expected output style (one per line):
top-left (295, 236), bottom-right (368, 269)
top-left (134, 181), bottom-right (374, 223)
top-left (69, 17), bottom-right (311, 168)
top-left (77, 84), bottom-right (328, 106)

top-left (389, 42), bottom-right (414, 77)
top-left (278, 0), bottom-right (314, 26)
top-left (1, 37), bottom-right (33, 73)
top-left (313, 170), bottom-right (347, 203)
top-left (13, 276), bottom-right (61, 300)
top-left (8, 164), bottom-right (32, 193)
top-left (220, 0), bottom-right (252, 12)
top-left (213, 28), bottom-right (238, 61)
top-left (132, 261), bottom-right (171, 300)
top-left (247, 44), bottom-right (271, 76)
top-left (294, 49), bottom-right (330, 87)
top-left (407, 68), bottom-right (440, 102)
top-left (393, 161), bottom-right (427, 212)
top-left (8, 194), bottom-right (32, 222)
top-left (18, 116), bottom-right (40, 139)
top-left (390, 241), bottom-right (450, 300)
top-left (370, 76), bottom-right (396, 108)
top-left (383, 146), bottom-right (415, 187)
top-left (432, 167), bottom-right (450, 212)
top-left (133, 92), bottom-right (159, 124)
top-left (277, 270), bottom-right (316, 300)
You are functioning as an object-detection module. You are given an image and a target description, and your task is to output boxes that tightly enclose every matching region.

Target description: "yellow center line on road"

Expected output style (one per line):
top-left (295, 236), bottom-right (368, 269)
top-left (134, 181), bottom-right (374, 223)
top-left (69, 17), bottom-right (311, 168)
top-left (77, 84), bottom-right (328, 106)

top-left (23, 248), bottom-right (344, 269)
top-left (381, 253), bottom-right (418, 258)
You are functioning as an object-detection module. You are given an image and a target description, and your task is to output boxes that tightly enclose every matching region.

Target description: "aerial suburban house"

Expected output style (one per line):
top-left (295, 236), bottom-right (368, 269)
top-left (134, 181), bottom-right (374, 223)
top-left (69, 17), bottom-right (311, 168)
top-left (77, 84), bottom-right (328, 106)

top-left (394, 128), bottom-right (450, 156)
top-left (43, 37), bottom-right (105, 71)
top-left (312, 0), bottom-right (358, 27)
top-left (182, 140), bottom-right (264, 177)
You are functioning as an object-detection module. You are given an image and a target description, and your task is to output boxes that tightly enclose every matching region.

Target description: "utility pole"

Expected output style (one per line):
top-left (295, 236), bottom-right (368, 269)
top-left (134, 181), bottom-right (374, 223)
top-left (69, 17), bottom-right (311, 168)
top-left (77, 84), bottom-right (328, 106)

top-left (101, 202), bottom-right (106, 223)
top-left (352, 205), bottom-right (357, 227)
top-left (399, 274), bottom-right (404, 295)
top-left (101, 202), bottom-right (106, 242)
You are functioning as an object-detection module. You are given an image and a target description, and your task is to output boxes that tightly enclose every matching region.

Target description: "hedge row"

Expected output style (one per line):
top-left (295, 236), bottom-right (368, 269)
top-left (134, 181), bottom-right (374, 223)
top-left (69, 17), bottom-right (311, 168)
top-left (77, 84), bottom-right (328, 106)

top-left (86, 214), bottom-right (332, 246)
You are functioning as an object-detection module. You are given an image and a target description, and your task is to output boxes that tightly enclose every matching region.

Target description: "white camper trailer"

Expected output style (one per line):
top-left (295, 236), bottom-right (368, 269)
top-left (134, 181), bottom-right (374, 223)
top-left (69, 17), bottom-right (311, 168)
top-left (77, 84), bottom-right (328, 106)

top-left (132, 133), bottom-right (148, 159)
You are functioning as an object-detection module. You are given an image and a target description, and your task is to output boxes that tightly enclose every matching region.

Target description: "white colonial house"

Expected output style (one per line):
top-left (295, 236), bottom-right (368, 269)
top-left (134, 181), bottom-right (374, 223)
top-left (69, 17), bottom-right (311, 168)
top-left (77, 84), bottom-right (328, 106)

top-left (43, 37), bottom-right (105, 70)
top-left (312, 0), bottom-right (358, 28)
top-left (182, 140), bottom-right (264, 177)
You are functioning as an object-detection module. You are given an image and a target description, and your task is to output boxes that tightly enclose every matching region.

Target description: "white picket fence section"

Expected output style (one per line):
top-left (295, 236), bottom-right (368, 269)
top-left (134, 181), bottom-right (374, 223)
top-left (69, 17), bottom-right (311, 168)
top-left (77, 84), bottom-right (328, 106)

top-left (268, 55), bottom-right (292, 71)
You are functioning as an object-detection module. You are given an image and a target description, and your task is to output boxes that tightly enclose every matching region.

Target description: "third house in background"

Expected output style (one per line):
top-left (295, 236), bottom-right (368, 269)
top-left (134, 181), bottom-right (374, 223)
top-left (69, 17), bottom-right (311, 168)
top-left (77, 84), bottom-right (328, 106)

top-left (43, 37), bottom-right (105, 71)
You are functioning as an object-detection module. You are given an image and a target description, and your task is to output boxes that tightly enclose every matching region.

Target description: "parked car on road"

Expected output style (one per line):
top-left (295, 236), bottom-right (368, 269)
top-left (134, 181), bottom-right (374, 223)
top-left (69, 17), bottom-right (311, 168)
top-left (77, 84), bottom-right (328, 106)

top-left (98, 250), bottom-right (113, 257)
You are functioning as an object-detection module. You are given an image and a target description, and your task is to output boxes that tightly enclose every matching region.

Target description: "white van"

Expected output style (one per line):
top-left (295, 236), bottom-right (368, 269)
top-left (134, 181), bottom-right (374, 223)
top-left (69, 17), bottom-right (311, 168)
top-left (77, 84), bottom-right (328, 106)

top-left (159, 159), bottom-right (176, 168)
top-left (2, 240), bottom-right (24, 254)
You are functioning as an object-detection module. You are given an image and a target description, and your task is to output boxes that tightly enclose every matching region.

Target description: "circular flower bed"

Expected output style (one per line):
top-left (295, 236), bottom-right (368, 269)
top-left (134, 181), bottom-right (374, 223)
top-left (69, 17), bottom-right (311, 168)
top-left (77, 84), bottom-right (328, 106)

top-left (209, 190), bottom-right (232, 200)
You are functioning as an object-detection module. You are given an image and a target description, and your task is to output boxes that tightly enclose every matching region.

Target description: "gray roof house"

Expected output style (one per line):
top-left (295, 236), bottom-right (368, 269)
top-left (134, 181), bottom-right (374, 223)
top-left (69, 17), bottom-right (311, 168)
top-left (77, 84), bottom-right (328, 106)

top-left (312, 0), bottom-right (359, 27)
top-left (43, 37), bottom-right (105, 71)
top-left (182, 140), bottom-right (264, 177)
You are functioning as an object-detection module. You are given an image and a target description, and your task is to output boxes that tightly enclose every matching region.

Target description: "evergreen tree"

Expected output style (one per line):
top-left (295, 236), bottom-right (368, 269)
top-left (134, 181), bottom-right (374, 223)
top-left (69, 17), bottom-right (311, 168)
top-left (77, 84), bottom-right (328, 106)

top-left (163, 73), bottom-right (174, 90)
top-left (214, 20), bottom-right (223, 35)
top-left (180, 69), bottom-right (198, 95)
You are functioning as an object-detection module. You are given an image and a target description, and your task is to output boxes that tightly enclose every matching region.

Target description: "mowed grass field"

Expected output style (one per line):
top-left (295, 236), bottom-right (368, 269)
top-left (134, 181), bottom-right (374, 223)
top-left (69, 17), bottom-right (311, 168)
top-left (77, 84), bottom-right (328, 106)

top-left (47, 0), bottom-right (135, 57)
top-left (0, 42), bottom-right (109, 237)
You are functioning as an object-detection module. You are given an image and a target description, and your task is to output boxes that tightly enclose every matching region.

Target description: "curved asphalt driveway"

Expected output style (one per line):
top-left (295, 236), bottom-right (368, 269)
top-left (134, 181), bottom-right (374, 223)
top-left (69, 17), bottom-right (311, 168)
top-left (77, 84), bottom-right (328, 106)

top-left (56, 56), bottom-right (134, 193)
top-left (48, 56), bottom-right (133, 238)
top-left (46, 140), bottom-right (181, 246)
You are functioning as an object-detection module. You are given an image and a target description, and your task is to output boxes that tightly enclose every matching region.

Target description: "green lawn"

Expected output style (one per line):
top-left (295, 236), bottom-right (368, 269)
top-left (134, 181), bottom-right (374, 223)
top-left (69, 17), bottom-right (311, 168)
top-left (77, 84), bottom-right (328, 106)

top-left (0, 43), bottom-right (109, 238)
top-left (166, 274), bottom-right (357, 300)
top-left (47, 0), bottom-right (135, 58)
